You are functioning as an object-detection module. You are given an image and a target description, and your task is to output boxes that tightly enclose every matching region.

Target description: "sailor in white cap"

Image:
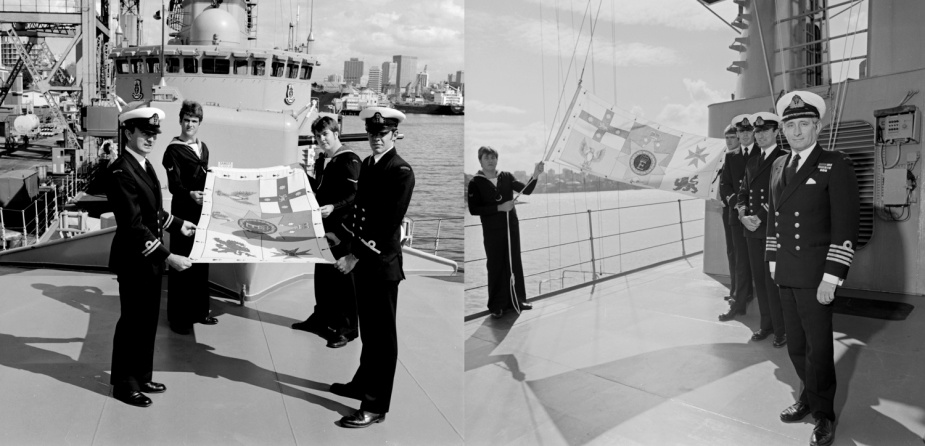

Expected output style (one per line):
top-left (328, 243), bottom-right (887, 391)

top-left (107, 104), bottom-right (196, 408)
top-left (719, 114), bottom-right (758, 321)
top-left (328, 106), bottom-right (415, 427)
top-left (735, 111), bottom-right (788, 347)
top-left (767, 91), bottom-right (858, 446)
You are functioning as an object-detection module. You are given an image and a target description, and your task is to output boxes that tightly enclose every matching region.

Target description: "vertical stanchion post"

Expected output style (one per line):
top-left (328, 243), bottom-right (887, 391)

top-left (433, 219), bottom-right (442, 255)
top-left (1, 207), bottom-right (6, 250)
top-left (22, 211), bottom-right (28, 246)
top-left (587, 209), bottom-right (598, 281)
top-left (35, 201), bottom-right (40, 241)
top-left (53, 185), bottom-right (59, 219)
top-left (44, 191), bottom-right (48, 230)
top-left (678, 199), bottom-right (687, 257)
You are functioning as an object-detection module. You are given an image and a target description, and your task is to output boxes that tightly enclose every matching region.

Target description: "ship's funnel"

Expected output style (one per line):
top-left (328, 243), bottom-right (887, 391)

top-left (190, 8), bottom-right (242, 45)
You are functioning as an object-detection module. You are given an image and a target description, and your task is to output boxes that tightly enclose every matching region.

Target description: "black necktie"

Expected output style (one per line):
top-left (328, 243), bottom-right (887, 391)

top-left (743, 147), bottom-right (748, 158)
top-left (144, 160), bottom-right (157, 181)
top-left (783, 153), bottom-right (800, 186)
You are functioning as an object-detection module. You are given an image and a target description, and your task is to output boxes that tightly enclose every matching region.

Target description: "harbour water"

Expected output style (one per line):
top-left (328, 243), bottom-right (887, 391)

top-left (340, 114), bottom-right (464, 264)
top-left (464, 188), bottom-right (706, 316)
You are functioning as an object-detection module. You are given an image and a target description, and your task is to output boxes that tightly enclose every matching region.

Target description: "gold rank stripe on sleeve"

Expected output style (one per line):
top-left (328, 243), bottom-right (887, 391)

top-left (826, 243), bottom-right (855, 267)
top-left (766, 236), bottom-right (778, 252)
top-left (141, 239), bottom-right (162, 257)
top-left (162, 213), bottom-right (175, 229)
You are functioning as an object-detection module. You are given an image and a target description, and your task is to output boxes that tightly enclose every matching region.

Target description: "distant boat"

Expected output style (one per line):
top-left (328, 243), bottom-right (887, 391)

top-left (393, 102), bottom-right (464, 115)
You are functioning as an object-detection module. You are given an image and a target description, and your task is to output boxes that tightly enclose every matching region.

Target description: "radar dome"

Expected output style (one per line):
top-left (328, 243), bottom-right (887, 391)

top-left (190, 8), bottom-right (241, 45)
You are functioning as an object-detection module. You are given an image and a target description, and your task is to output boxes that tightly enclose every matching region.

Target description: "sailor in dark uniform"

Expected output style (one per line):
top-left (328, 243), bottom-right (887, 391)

top-left (718, 124), bottom-right (740, 301)
top-left (328, 106), bottom-right (415, 428)
top-left (767, 91), bottom-right (859, 446)
top-left (719, 114), bottom-right (759, 321)
top-left (163, 100), bottom-right (217, 335)
top-left (735, 111), bottom-right (788, 346)
top-left (107, 106), bottom-right (196, 407)
top-left (292, 116), bottom-right (361, 348)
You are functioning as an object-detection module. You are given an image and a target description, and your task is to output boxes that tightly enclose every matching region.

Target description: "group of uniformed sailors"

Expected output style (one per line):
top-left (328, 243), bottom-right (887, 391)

top-left (717, 90), bottom-right (860, 446)
top-left (106, 101), bottom-right (414, 429)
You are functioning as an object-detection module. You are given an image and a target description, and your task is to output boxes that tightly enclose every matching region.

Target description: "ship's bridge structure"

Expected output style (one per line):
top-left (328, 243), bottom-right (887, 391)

top-left (705, 0), bottom-right (925, 297)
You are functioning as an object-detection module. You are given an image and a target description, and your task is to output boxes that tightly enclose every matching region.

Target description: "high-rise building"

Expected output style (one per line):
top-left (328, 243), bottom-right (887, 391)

top-left (392, 55), bottom-right (417, 95)
top-left (381, 61), bottom-right (397, 95)
top-left (367, 66), bottom-right (381, 92)
top-left (343, 58), bottom-right (364, 86)
top-left (326, 73), bottom-right (342, 83)
top-left (415, 71), bottom-right (429, 95)
top-left (456, 70), bottom-right (464, 84)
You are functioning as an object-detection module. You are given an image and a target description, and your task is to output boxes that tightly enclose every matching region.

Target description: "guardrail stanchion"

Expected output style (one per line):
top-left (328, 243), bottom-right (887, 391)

top-left (1, 207), bottom-right (6, 250)
top-left (22, 211), bottom-right (28, 246)
top-left (588, 209), bottom-right (597, 281)
top-left (433, 219), bottom-right (442, 255)
top-left (35, 201), bottom-right (40, 241)
top-left (44, 191), bottom-right (49, 230)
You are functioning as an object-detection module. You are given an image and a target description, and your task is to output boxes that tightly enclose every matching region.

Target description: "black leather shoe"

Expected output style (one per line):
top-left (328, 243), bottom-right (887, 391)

top-left (772, 334), bottom-right (787, 348)
top-left (198, 316), bottom-right (218, 325)
top-left (170, 324), bottom-right (192, 335)
top-left (339, 409), bottom-right (385, 428)
top-left (718, 308), bottom-right (738, 321)
top-left (326, 328), bottom-right (359, 348)
top-left (518, 301), bottom-right (533, 310)
top-left (751, 329), bottom-right (773, 341)
top-left (292, 317), bottom-right (333, 338)
top-left (329, 382), bottom-right (363, 400)
top-left (139, 382), bottom-right (166, 394)
top-left (112, 386), bottom-right (152, 407)
top-left (490, 309), bottom-right (503, 319)
top-left (780, 401), bottom-right (811, 423)
top-left (810, 417), bottom-right (835, 446)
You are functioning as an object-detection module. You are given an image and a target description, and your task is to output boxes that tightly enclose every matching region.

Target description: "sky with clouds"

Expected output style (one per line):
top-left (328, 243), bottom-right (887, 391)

top-left (465, 0), bottom-right (744, 174)
top-left (135, 0), bottom-right (464, 84)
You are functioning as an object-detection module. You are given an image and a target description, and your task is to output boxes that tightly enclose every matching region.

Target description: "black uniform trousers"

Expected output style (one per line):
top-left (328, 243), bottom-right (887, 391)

top-left (111, 269), bottom-right (163, 390)
top-left (167, 230), bottom-right (210, 327)
top-left (778, 285), bottom-right (836, 421)
top-left (312, 263), bottom-right (357, 332)
top-left (721, 206), bottom-right (738, 298)
top-left (745, 237), bottom-right (785, 337)
top-left (351, 267), bottom-right (400, 414)
top-left (483, 218), bottom-right (527, 312)
top-left (729, 224), bottom-right (752, 311)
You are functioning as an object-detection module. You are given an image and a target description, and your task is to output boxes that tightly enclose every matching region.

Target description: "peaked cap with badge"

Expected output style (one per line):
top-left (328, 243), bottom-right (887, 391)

top-left (749, 111), bottom-right (782, 131)
top-left (119, 105), bottom-right (167, 134)
top-left (732, 113), bottom-right (754, 131)
top-left (776, 91), bottom-right (826, 122)
top-left (724, 124), bottom-right (738, 135)
top-left (359, 107), bottom-right (406, 133)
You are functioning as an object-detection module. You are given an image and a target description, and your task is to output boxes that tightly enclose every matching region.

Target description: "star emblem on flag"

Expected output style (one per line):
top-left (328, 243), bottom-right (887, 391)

top-left (686, 145), bottom-right (709, 167)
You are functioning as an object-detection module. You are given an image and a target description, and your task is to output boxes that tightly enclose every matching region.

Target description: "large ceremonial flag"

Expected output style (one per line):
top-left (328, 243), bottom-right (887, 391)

top-left (545, 86), bottom-right (726, 199)
top-left (188, 165), bottom-right (336, 263)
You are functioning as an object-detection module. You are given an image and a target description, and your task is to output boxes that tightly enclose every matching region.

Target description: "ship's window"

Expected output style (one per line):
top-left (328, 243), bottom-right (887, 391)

top-left (287, 63), bottom-right (299, 79)
top-left (146, 58), bottom-right (159, 74)
top-left (299, 66), bottom-right (312, 80)
top-left (183, 58), bottom-right (198, 74)
top-left (272, 61), bottom-right (285, 77)
top-left (131, 59), bottom-right (144, 74)
top-left (234, 59), bottom-right (249, 75)
top-left (252, 60), bottom-right (266, 76)
top-left (202, 58), bottom-right (230, 74)
top-left (116, 60), bottom-right (130, 74)
top-left (166, 58), bottom-right (181, 73)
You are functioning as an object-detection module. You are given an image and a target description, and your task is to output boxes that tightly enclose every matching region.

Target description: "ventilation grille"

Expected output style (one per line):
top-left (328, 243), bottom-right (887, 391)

top-left (819, 121), bottom-right (876, 249)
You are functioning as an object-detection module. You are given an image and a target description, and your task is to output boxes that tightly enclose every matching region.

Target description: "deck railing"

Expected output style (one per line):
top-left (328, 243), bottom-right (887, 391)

top-left (464, 197), bottom-right (705, 318)
top-left (405, 216), bottom-right (464, 264)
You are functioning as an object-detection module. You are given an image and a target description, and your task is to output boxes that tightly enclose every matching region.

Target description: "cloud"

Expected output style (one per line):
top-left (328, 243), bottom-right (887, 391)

top-left (655, 78), bottom-right (728, 135)
top-left (466, 100), bottom-right (527, 115)
top-left (465, 120), bottom-right (552, 172)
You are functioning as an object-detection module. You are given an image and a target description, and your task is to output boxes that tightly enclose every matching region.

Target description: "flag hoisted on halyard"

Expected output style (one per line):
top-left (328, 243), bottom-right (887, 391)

top-left (545, 86), bottom-right (727, 199)
top-left (188, 165), bottom-right (336, 263)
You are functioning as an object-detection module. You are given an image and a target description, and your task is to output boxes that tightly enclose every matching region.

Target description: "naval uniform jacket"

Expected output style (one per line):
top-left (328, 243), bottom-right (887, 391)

top-left (719, 143), bottom-right (758, 227)
top-left (314, 147), bottom-right (361, 227)
top-left (335, 148), bottom-right (415, 281)
top-left (107, 153), bottom-right (186, 276)
top-left (765, 144), bottom-right (860, 288)
top-left (736, 145), bottom-right (788, 239)
top-left (162, 138), bottom-right (210, 223)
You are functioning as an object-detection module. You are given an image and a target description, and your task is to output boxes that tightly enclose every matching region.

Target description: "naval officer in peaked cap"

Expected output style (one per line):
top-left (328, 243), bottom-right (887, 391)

top-left (718, 124), bottom-right (740, 302)
top-left (107, 105), bottom-right (197, 407)
top-left (736, 111), bottom-right (788, 347)
top-left (328, 106), bottom-right (415, 428)
top-left (719, 114), bottom-right (758, 321)
top-left (766, 91), bottom-right (859, 446)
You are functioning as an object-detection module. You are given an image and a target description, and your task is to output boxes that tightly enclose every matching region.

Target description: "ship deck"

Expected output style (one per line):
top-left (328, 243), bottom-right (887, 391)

top-left (0, 266), bottom-right (463, 445)
top-left (465, 254), bottom-right (925, 445)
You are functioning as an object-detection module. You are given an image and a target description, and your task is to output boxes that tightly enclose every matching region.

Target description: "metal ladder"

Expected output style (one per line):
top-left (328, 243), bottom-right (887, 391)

top-left (2, 27), bottom-right (81, 150)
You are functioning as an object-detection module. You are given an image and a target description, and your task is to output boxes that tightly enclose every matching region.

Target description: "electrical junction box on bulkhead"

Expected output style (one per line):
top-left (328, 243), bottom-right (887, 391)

top-left (883, 168), bottom-right (909, 205)
top-left (874, 105), bottom-right (919, 143)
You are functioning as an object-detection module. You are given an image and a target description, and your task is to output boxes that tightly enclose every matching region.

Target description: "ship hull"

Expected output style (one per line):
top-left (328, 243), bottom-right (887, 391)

top-left (393, 104), bottom-right (464, 115)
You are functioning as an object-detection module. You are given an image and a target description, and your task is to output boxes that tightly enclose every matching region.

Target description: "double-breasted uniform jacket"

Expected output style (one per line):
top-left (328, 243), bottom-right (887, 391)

top-left (765, 144), bottom-right (860, 288)
top-left (314, 147), bottom-right (361, 227)
top-left (736, 145), bottom-right (788, 239)
top-left (335, 148), bottom-right (415, 281)
top-left (162, 138), bottom-right (209, 222)
top-left (719, 143), bottom-right (758, 227)
top-left (107, 153), bottom-right (186, 276)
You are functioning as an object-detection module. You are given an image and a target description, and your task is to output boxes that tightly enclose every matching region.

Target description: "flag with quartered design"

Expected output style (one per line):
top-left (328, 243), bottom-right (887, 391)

top-left (188, 165), bottom-right (335, 263)
top-left (545, 86), bottom-right (727, 199)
